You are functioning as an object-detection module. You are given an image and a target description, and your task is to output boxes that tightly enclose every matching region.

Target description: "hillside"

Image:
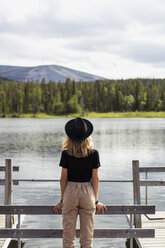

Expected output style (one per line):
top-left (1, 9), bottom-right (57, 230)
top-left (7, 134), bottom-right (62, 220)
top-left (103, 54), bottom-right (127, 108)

top-left (0, 65), bottom-right (105, 83)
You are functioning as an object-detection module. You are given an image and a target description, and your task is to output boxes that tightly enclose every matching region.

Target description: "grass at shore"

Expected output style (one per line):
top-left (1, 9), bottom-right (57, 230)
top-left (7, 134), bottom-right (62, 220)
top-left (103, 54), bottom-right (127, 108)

top-left (1, 111), bottom-right (165, 118)
top-left (84, 111), bottom-right (165, 118)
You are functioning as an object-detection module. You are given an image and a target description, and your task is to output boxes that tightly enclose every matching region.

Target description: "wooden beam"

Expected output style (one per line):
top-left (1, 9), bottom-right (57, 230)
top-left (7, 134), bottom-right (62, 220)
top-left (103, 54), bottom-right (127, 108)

top-left (139, 167), bottom-right (165, 173)
top-left (132, 160), bottom-right (141, 205)
top-left (4, 159), bottom-right (13, 228)
top-left (140, 180), bottom-right (165, 186)
top-left (0, 180), bottom-right (5, 185)
top-left (0, 205), bottom-right (155, 215)
top-left (132, 160), bottom-right (141, 228)
top-left (0, 166), bottom-right (19, 172)
top-left (0, 180), bottom-right (19, 185)
top-left (0, 228), bottom-right (155, 239)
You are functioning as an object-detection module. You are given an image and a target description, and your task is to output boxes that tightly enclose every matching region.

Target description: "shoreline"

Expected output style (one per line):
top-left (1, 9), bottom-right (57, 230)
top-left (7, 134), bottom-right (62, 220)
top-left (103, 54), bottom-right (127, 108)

top-left (0, 111), bottom-right (165, 118)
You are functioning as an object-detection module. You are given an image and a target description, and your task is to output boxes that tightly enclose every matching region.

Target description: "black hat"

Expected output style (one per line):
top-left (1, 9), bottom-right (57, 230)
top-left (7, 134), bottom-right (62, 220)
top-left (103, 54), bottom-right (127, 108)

top-left (65, 117), bottom-right (93, 141)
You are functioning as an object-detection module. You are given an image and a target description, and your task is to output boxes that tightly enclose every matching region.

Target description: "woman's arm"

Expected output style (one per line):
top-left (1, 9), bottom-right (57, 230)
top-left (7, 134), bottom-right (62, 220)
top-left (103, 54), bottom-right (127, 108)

top-left (54, 168), bottom-right (68, 213)
top-left (92, 168), bottom-right (99, 202)
top-left (92, 168), bottom-right (107, 214)
top-left (60, 168), bottom-right (68, 201)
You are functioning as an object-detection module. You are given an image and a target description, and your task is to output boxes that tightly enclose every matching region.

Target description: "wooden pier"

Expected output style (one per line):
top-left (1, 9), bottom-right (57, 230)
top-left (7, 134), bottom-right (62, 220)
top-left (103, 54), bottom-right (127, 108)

top-left (0, 215), bottom-right (18, 248)
top-left (1, 159), bottom-right (165, 248)
top-left (131, 161), bottom-right (165, 248)
top-left (137, 211), bottom-right (165, 248)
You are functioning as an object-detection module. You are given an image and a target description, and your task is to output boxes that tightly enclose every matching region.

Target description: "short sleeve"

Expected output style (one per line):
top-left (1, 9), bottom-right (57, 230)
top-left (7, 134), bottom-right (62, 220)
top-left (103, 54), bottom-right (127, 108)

top-left (93, 150), bottom-right (101, 168)
top-left (59, 150), bottom-right (68, 168)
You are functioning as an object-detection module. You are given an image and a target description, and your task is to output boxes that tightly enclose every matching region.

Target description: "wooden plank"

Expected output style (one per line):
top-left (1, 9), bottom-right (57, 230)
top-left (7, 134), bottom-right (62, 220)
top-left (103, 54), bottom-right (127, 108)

top-left (136, 212), bottom-right (165, 248)
top-left (139, 167), bottom-right (165, 173)
top-left (0, 205), bottom-right (155, 215)
top-left (0, 238), bottom-right (11, 248)
top-left (0, 166), bottom-right (19, 172)
top-left (132, 160), bottom-right (141, 228)
top-left (0, 180), bottom-right (5, 185)
top-left (132, 161), bottom-right (141, 205)
top-left (0, 215), bottom-right (7, 248)
top-left (4, 159), bottom-right (13, 228)
top-left (146, 212), bottom-right (165, 220)
top-left (0, 228), bottom-right (155, 239)
top-left (0, 215), bottom-right (5, 233)
top-left (0, 215), bottom-right (19, 248)
top-left (140, 181), bottom-right (165, 186)
top-left (0, 180), bottom-right (19, 186)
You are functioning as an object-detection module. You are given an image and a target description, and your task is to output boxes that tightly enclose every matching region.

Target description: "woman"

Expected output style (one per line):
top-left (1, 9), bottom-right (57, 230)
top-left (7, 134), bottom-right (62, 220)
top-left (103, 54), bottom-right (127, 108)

top-left (54, 117), bottom-right (107, 248)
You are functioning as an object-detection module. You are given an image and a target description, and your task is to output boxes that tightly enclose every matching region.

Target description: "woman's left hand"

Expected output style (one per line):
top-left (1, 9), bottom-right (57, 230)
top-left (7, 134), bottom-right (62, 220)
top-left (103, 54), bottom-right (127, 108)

top-left (54, 201), bottom-right (62, 214)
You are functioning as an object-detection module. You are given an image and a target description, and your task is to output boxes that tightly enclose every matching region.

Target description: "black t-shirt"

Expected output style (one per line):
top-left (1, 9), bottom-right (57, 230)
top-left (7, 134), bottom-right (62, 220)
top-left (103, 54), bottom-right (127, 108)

top-left (59, 149), bottom-right (101, 182)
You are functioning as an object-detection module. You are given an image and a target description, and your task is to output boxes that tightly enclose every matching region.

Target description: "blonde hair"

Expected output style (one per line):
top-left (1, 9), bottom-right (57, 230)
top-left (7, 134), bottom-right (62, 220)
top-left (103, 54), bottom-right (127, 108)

top-left (62, 136), bottom-right (93, 158)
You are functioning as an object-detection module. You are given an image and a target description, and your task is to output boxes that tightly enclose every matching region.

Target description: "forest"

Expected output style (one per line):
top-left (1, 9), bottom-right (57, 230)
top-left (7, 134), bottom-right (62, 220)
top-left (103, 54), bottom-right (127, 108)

top-left (0, 77), bottom-right (165, 116)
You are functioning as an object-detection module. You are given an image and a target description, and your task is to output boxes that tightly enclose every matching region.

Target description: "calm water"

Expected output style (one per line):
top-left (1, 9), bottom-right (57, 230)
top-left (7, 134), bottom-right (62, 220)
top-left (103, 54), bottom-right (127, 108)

top-left (0, 118), bottom-right (165, 248)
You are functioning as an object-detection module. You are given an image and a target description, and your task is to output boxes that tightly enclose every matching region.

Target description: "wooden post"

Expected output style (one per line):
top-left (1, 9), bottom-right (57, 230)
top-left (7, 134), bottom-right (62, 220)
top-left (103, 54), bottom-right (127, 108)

top-left (5, 158), bottom-right (13, 228)
top-left (132, 160), bottom-right (141, 228)
top-left (145, 171), bottom-right (148, 205)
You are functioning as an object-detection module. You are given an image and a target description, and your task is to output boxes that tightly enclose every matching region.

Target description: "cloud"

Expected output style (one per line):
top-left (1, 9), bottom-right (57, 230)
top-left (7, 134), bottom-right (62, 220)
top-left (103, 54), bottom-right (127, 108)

top-left (127, 0), bottom-right (165, 25)
top-left (0, 0), bottom-right (128, 38)
top-left (0, 0), bottom-right (165, 78)
top-left (118, 42), bottom-right (165, 64)
top-left (65, 22), bottom-right (165, 66)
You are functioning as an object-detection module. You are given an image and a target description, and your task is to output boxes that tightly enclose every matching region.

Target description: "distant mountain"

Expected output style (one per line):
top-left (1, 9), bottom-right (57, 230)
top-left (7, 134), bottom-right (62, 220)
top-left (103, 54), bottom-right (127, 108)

top-left (0, 65), bottom-right (106, 83)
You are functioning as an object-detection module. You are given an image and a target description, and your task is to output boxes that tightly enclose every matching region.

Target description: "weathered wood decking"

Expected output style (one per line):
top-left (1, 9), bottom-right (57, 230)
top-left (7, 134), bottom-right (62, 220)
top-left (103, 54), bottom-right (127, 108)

top-left (136, 211), bottom-right (165, 248)
top-left (0, 215), bottom-right (18, 248)
top-left (0, 215), bottom-right (9, 248)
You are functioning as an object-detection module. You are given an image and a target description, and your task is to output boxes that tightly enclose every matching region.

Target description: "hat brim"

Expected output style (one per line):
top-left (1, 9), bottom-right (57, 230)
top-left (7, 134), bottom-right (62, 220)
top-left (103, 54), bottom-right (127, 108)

top-left (65, 118), bottom-right (93, 141)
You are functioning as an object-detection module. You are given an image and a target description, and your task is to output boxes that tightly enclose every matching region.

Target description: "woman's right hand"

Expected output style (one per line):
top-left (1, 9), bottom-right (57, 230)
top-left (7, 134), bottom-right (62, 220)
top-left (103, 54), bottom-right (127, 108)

top-left (96, 202), bottom-right (107, 214)
top-left (54, 201), bottom-right (63, 214)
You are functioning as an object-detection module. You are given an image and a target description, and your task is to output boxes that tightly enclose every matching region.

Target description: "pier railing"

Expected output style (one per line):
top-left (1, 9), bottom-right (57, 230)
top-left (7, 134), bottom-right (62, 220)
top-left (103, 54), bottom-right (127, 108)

top-left (1, 158), bottom-right (164, 247)
top-left (0, 159), bottom-right (19, 228)
top-left (0, 205), bottom-right (155, 248)
top-left (132, 160), bottom-right (165, 227)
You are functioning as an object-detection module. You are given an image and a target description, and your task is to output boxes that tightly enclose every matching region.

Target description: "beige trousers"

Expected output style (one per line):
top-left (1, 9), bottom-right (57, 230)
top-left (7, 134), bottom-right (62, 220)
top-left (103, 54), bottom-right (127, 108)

top-left (62, 182), bottom-right (96, 248)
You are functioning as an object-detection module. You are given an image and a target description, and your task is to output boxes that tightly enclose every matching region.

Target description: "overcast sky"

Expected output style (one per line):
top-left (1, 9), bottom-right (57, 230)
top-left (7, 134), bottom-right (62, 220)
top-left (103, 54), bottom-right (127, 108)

top-left (0, 0), bottom-right (165, 79)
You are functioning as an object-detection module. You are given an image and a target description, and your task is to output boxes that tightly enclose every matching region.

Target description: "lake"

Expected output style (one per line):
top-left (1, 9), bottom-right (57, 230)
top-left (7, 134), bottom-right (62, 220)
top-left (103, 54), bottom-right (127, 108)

top-left (0, 118), bottom-right (165, 248)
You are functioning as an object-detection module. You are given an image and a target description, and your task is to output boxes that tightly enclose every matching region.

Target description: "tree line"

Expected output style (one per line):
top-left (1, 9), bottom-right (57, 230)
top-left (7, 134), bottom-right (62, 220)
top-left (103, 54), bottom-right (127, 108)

top-left (0, 77), bottom-right (165, 116)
